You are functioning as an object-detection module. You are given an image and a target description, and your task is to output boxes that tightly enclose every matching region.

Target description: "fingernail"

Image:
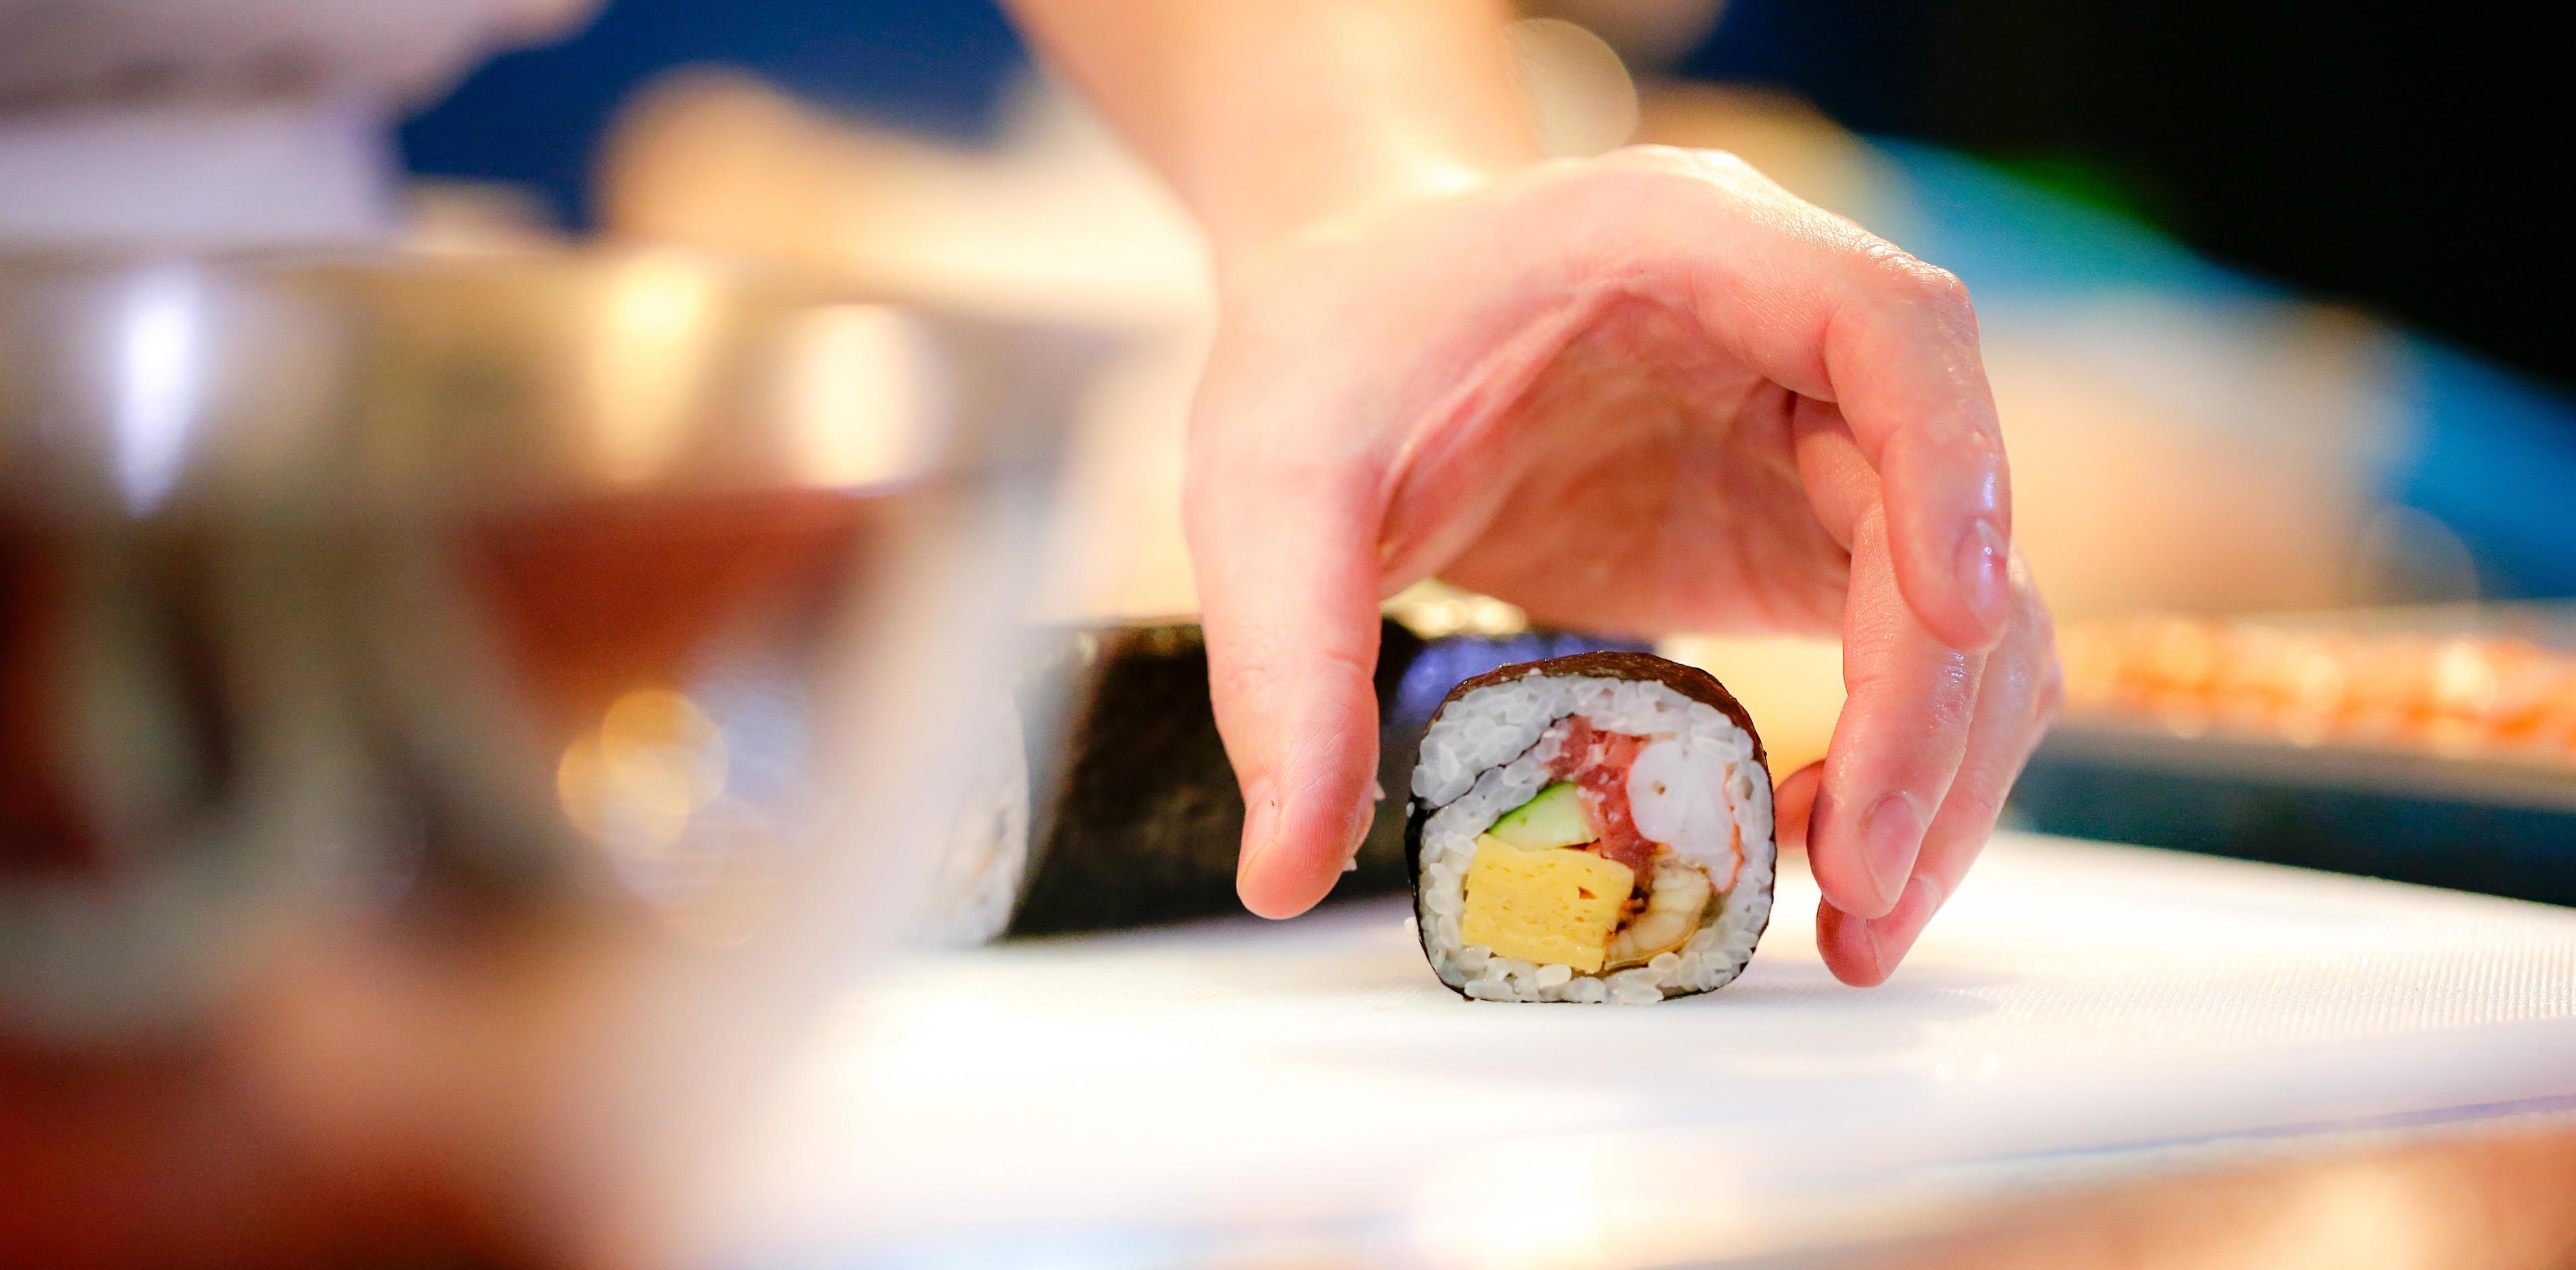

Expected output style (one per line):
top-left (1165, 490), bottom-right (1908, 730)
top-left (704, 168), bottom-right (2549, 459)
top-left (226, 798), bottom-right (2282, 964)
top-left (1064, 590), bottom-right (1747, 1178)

top-left (1860, 873), bottom-right (1947, 979)
top-left (1343, 784), bottom-right (1380, 871)
top-left (1955, 518), bottom-right (2009, 639)
top-left (1318, 780), bottom-right (1382, 876)
top-left (1862, 791), bottom-right (1926, 912)
top-left (1821, 897), bottom-right (1886, 987)
top-left (1238, 779), bottom-right (1280, 888)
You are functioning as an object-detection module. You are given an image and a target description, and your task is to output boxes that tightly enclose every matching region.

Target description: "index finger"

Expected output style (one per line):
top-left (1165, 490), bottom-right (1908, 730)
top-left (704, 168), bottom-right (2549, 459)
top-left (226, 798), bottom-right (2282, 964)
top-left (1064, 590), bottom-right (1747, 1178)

top-left (1184, 439), bottom-right (1388, 919)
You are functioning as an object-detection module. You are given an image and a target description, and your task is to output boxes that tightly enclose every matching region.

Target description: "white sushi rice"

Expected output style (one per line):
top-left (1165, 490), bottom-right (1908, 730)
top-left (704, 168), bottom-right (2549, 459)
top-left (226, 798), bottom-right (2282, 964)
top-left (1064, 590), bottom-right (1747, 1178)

top-left (909, 687), bottom-right (1032, 948)
top-left (1412, 672), bottom-right (1775, 1003)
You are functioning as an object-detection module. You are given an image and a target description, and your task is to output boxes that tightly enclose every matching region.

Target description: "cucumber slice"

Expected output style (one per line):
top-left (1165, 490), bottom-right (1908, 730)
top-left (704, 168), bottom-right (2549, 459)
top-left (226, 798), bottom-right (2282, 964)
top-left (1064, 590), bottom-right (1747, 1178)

top-left (1488, 781), bottom-right (1593, 849)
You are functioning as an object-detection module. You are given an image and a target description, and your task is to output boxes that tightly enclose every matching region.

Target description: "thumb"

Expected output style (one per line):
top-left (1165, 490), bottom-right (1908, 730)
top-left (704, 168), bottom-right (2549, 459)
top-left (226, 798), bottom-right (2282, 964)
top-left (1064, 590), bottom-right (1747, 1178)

top-left (1187, 450), bottom-right (1386, 919)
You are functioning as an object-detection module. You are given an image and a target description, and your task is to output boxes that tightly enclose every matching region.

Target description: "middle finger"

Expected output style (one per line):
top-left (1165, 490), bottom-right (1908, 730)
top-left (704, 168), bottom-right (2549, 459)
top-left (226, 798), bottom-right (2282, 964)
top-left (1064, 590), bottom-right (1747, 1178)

top-left (1808, 503), bottom-right (1983, 923)
top-left (1820, 559), bottom-right (2059, 985)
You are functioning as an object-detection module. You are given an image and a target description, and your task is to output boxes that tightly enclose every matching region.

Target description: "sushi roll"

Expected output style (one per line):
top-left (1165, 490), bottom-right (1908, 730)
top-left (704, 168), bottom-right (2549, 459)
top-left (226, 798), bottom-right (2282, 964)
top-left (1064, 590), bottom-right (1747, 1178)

top-left (1408, 651), bottom-right (1774, 1003)
top-left (913, 620), bottom-right (1432, 941)
top-left (1004, 621), bottom-right (1423, 936)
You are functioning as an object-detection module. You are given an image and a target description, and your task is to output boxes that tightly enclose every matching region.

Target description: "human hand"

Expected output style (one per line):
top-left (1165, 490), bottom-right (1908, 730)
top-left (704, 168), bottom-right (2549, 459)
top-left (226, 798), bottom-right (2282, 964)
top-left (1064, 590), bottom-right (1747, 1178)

top-left (1187, 146), bottom-right (2061, 985)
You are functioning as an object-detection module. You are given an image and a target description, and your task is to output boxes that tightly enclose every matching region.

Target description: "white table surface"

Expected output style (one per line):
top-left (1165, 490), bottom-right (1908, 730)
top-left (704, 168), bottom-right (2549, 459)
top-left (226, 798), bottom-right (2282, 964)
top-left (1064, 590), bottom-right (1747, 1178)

top-left (700, 833), bottom-right (2576, 1267)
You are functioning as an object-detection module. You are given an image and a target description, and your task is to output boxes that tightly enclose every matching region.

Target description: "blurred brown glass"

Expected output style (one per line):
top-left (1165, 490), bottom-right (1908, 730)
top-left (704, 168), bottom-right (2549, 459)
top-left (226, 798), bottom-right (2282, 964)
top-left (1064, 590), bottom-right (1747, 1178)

top-left (0, 249), bottom-right (1094, 1266)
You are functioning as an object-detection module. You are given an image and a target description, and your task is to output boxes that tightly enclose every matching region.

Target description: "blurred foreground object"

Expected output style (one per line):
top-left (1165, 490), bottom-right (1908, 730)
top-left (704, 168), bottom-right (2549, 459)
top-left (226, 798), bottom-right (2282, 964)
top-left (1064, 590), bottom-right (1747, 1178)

top-left (0, 248), bottom-right (1092, 1265)
top-left (2023, 607), bottom-right (2576, 904)
top-left (0, 0), bottom-right (601, 249)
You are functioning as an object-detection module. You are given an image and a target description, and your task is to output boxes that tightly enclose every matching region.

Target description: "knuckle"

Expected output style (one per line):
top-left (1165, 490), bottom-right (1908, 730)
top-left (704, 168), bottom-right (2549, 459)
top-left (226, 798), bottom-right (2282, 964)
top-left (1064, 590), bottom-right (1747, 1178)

top-left (1179, 469), bottom-right (1225, 545)
top-left (1860, 242), bottom-right (1979, 334)
top-left (1602, 142), bottom-right (1686, 170)
top-left (1213, 658), bottom-right (1278, 713)
top-left (1311, 640), bottom-right (1380, 690)
top-left (1605, 143), bottom-right (1752, 182)
top-left (1916, 265), bottom-right (1976, 319)
top-left (1593, 146), bottom-right (1786, 217)
top-left (1948, 782), bottom-right (2009, 831)
top-left (1844, 651), bottom-right (1981, 735)
top-left (1181, 449), bottom-right (1354, 545)
top-left (2021, 588), bottom-right (2058, 648)
top-left (1212, 635), bottom-right (1376, 711)
top-left (2016, 596), bottom-right (2068, 726)
top-left (2034, 663), bottom-right (2069, 726)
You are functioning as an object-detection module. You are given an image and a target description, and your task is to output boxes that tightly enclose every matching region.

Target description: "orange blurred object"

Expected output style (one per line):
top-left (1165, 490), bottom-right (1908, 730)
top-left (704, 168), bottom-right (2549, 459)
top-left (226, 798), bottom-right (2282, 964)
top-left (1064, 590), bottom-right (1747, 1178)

top-left (2057, 612), bottom-right (2576, 767)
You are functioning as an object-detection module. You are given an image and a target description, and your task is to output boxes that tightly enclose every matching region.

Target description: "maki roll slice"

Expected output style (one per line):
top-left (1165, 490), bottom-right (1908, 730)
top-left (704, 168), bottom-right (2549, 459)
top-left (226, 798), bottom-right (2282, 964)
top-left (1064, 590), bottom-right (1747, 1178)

top-left (1408, 652), bottom-right (1774, 1003)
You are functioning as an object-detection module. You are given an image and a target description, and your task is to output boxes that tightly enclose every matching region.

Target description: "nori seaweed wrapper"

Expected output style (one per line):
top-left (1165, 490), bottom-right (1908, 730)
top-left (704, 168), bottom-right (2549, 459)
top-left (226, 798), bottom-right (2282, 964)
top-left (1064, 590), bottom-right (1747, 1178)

top-left (1001, 624), bottom-right (1649, 937)
top-left (1004, 620), bottom-right (1419, 934)
top-left (1403, 650), bottom-right (1772, 998)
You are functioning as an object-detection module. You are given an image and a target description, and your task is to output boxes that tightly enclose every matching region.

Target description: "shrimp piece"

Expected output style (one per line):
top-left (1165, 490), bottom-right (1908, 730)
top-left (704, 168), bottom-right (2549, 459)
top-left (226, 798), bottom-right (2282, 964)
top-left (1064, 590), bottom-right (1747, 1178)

top-left (1604, 860), bottom-right (1713, 968)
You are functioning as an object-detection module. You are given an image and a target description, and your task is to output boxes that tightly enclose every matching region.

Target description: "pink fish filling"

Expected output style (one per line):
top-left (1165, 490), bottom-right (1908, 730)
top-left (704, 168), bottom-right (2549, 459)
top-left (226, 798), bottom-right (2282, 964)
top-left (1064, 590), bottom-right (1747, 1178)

top-left (1546, 716), bottom-right (1655, 882)
top-left (1546, 714), bottom-right (1744, 892)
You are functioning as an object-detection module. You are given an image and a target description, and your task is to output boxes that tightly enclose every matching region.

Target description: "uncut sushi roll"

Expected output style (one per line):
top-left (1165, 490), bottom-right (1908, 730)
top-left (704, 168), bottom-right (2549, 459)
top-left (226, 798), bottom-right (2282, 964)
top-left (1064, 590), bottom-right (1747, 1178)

top-left (1408, 652), bottom-right (1774, 1003)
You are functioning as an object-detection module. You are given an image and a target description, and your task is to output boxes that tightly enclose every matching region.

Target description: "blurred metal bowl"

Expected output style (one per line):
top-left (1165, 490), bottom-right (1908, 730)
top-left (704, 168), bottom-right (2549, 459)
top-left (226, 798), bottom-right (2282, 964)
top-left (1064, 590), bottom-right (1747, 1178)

top-left (0, 248), bottom-right (1093, 1038)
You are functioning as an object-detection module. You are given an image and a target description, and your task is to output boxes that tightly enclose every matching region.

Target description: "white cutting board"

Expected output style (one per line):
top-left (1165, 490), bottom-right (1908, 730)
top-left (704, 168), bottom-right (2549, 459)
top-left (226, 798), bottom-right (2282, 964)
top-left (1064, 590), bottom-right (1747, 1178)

top-left (698, 833), bottom-right (2576, 1267)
